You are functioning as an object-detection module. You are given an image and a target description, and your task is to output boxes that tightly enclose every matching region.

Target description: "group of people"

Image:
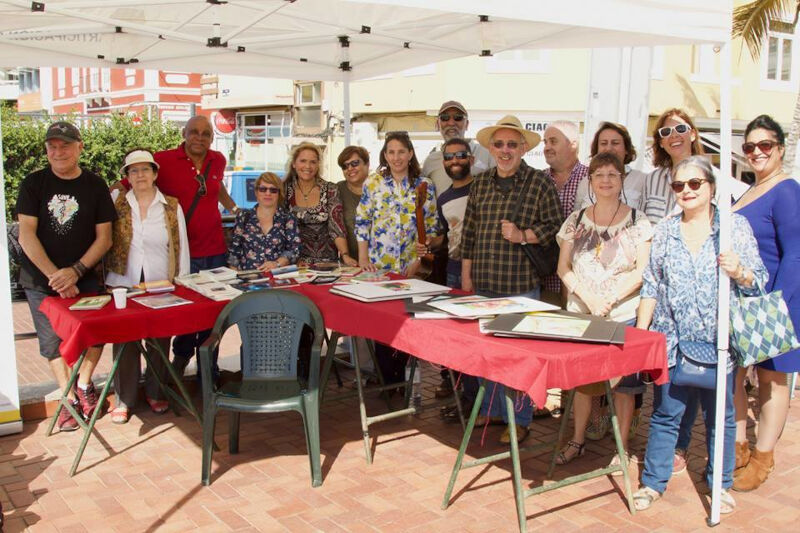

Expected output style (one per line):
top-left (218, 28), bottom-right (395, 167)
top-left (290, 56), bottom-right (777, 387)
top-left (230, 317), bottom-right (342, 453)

top-left (16, 99), bottom-right (800, 516)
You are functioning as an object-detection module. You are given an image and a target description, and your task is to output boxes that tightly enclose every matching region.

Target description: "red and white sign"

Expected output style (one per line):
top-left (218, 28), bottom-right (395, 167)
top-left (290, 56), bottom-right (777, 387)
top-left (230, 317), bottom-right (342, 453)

top-left (212, 109), bottom-right (236, 134)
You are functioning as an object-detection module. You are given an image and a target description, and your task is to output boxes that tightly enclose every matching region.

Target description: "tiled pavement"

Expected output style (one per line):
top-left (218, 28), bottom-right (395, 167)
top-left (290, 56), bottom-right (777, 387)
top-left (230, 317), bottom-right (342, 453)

top-left (2, 358), bottom-right (799, 532)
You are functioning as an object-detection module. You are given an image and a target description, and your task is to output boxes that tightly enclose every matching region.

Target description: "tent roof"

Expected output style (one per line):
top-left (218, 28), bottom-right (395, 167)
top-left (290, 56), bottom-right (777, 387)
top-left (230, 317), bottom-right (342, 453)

top-left (0, 0), bottom-right (731, 81)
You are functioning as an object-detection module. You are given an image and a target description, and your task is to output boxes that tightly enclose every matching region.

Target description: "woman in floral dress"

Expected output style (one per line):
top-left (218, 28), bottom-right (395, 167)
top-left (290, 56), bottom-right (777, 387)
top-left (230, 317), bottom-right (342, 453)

top-left (228, 172), bottom-right (300, 271)
top-left (554, 152), bottom-right (653, 467)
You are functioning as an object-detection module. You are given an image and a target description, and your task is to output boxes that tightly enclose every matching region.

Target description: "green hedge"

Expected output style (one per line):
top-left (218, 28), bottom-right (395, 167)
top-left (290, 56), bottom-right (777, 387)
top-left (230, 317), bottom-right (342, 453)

top-left (2, 104), bottom-right (182, 219)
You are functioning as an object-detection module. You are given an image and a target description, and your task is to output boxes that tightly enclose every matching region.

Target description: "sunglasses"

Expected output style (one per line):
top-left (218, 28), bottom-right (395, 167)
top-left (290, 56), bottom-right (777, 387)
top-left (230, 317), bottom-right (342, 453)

top-left (491, 140), bottom-right (520, 150)
top-left (195, 174), bottom-right (207, 197)
top-left (257, 186), bottom-right (280, 194)
top-left (658, 124), bottom-right (691, 138)
top-left (439, 113), bottom-right (465, 122)
top-left (742, 140), bottom-right (781, 155)
top-left (340, 160), bottom-right (361, 170)
top-left (442, 150), bottom-right (470, 161)
top-left (670, 178), bottom-right (708, 193)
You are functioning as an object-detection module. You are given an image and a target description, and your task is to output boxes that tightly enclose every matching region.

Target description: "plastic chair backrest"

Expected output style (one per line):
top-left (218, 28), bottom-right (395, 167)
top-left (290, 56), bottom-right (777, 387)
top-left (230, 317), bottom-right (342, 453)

top-left (213, 291), bottom-right (324, 382)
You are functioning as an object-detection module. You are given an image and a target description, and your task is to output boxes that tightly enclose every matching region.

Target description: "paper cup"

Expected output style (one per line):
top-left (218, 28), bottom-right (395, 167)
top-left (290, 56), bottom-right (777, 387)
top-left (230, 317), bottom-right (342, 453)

top-left (112, 287), bottom-right (127, 309)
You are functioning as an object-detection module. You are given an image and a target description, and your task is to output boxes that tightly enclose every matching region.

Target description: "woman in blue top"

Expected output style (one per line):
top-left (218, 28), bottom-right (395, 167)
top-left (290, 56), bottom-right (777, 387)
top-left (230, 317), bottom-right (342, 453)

top-left (228, 172), bottom-right (301, 271)
top-left (632, 156), bottom-right (766, 514)
top-left (732, 115), bottom-right (800, 492)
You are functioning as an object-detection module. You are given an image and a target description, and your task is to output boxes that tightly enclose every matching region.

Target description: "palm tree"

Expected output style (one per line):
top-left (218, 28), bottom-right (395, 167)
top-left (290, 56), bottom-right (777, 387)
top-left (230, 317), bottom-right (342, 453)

top-left (734, 0), bottom-right (800, 172)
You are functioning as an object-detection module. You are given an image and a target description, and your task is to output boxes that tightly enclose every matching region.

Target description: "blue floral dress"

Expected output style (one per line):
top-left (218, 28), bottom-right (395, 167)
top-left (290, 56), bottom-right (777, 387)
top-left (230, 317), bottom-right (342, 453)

top-left (355, 171), bottom-right (438, 272)
top-left (228, 206), bottom-right (301, 270)
top-left (641, 210), bottom-right (767, 369)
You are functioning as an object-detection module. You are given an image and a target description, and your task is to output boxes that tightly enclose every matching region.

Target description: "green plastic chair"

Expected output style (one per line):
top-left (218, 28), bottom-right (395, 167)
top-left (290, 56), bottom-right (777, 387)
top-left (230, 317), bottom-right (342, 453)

top-left (199, 290), bottom-right (324, 487)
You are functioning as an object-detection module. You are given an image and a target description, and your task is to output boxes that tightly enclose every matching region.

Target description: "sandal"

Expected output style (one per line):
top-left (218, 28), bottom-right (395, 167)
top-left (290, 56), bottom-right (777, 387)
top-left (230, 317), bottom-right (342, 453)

top-left (555, 440), bottom-right (586, 465)
top-left (146, 397), bottom-right (169, 414)
top-left (110, 406), bottom-right (129, 425)
top-left (632, 486), bottom-right (661, 511)
top-left (532, 406), bottom-right (553, 419)
top-left (608, 452), bottom-right (629, 476)
top-left (714, 489), bottom-right (736, 514)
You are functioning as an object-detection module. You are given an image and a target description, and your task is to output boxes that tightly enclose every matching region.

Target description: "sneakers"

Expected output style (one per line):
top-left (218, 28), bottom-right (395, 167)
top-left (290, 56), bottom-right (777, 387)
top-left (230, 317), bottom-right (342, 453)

top-left (673, 448), bottom-right (688, 474)
top-left (56, 399), bottom-right (80, 432)
top-left (75, 382), bottom-right (100, 420)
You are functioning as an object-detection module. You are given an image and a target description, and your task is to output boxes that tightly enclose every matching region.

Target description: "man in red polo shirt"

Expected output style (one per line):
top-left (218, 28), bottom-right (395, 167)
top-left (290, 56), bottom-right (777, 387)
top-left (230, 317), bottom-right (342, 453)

top-left (114, 115), bottom-right (239, 379)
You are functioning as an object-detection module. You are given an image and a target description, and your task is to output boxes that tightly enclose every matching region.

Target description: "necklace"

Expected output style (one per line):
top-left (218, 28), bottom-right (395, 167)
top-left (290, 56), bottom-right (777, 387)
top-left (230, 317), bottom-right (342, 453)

top-left (297, 181), bottom-right (317, 202)
top-left (592, 200), bottom-right (622, 259)
top-left (754, 168), bottom-right (784, 188)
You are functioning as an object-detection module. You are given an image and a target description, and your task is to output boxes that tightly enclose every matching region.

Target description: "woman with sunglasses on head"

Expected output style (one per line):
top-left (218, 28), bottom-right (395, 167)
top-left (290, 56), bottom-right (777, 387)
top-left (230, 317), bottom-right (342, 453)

top-left (554, 152), bottom-right (653, 468)
top-left (355, 131), bottom-right (438, 385)
top-left (632, 156), bottom-right (766, 513)
top-left (336, 146), bottom-right (370, 261)
top-left (730, 115), bottom-right (800, 492)
top-left (285, 142), bottom-right (355, 266)
top-left (228, 172), bottom-right (301, 272)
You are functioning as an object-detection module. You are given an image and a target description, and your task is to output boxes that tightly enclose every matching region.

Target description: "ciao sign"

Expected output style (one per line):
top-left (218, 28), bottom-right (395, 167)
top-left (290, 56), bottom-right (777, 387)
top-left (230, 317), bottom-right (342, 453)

top-left (524, 122), bottom-right (549, 133)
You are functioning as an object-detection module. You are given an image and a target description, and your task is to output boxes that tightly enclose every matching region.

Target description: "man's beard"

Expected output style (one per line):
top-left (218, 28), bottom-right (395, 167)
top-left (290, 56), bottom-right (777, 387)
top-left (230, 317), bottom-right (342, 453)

top-left (445, 162), bottom-right (471, 180)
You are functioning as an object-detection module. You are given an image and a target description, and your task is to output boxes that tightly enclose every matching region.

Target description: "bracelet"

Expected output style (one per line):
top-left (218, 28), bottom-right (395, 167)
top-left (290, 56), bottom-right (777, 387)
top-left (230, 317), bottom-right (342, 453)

top-left (72, 260), bottom-right (88, 278)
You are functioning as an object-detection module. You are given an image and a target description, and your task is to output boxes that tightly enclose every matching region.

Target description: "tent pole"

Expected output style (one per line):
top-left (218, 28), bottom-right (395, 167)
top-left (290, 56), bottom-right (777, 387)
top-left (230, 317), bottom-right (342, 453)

top-left (709, 36), bottom-right (733, 528)
top-left (344, 72), bottom-right (352, 146)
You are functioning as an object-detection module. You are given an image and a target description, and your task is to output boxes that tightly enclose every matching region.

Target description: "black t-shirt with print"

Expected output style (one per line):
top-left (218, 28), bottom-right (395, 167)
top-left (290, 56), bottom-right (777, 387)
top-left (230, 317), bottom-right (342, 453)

top-left (15, 167), bottom-right (117, 293)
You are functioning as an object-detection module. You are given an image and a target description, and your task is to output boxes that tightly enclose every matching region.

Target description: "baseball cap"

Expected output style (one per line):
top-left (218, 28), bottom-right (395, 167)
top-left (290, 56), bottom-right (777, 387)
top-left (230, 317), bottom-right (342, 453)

top-left (438, 100), bottom-right (467, 116)
top-left (45, 121), bottom-right (82, 143)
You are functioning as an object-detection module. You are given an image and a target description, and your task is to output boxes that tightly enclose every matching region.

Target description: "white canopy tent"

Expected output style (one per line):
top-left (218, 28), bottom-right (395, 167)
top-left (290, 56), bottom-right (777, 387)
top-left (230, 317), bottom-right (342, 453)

top-left (0, 0), bottom-right (734, 525)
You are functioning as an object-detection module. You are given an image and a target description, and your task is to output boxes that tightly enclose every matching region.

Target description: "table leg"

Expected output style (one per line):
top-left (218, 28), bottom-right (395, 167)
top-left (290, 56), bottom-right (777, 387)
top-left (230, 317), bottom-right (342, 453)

top-left (350, 336), bottom-right (373, 464)
top-left (140, 339), bottom-right (202, 425)
top-left (319, 331), bottom-right (340, 402)
top-left (504, 390), bottom-right (528, 533)
top-left (68, 345), bottom-right (124, 476)
top-left (448, 369), bottom-right (466, 430)
top-left (45, 351), bottom-right (86, 437)
top-left (441, 379), bottom-right (486, 509)
top-left (547, 389), bottom-right (575, 478)
top-left (605, 380), bottom-right (635, 514)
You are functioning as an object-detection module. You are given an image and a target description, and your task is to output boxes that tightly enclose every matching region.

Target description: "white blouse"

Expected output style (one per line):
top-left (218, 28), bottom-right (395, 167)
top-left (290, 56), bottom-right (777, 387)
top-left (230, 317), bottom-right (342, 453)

top-left (106, 188), bottom-right (190, 287)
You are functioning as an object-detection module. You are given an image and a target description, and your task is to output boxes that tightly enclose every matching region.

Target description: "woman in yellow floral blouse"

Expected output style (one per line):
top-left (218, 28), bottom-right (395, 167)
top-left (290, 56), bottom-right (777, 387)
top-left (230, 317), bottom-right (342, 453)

top-left (355, 131), bottom-right (438, 385)
top-left (355, 131), bottom-right (438, 276)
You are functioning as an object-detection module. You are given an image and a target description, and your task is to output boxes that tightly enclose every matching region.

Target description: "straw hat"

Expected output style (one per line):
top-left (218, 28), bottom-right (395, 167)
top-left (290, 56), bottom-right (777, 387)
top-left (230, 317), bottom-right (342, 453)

top-left (119, 150), bottom-right (160, 176)
top-left (476, 115), bottom-right (540, 151)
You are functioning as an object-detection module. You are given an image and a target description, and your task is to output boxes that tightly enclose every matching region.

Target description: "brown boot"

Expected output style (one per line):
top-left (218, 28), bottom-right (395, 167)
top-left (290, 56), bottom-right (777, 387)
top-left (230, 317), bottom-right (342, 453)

top-left (733, 441), bottom-right (751, 476)
top-left (732, 448), bottom-right (774, 492)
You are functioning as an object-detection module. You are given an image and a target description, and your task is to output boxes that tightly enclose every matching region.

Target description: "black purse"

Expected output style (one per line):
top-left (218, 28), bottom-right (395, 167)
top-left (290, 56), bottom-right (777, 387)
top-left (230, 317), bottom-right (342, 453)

top-left (671, 340), bottom-right (717, 389)
top-left (508, 174), bottom-right (559, 278)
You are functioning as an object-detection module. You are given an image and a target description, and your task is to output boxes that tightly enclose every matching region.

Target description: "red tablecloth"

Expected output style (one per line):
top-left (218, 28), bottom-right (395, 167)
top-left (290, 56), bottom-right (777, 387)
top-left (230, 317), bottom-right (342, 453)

top-left (41, 283), bottom-right (668, 407)
top-left (294, 284), bottom-right (668, 407)
top-left (40, 287), bottom-right (227, 366)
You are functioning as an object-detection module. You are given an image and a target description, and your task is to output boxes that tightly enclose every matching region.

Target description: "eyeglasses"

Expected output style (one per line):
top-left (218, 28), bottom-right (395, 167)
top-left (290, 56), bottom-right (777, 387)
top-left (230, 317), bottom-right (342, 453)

top-left (491, 140), bottom-right (520, 150)
top-left (439, 113), bottom-right (465, 122)
top-left (658, 124), bottom-right (691, 138)
top-left (591, 172), bottom-right (622, 180)
top-left (742, 140), bottom-right (781, 155)
top-left (257, 186), bottom-right (280, 194)
top-left (340, 160), bottom-right (361, 170)
top-left (442, 150), bottom-right (470, 161)
top-left (670, 178), bottom-right (708, 193)
top-left (127, 167), bottom-right (154, 176)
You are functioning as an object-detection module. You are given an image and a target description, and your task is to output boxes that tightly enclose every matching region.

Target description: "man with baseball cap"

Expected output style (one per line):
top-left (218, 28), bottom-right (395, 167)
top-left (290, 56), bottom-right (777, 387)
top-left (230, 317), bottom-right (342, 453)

top-left (16, 121), bottom-right (117, 431)
top-left (423, 100), bottom-right (494, 198)
top-left (460, 115), bottom-right (563, 443)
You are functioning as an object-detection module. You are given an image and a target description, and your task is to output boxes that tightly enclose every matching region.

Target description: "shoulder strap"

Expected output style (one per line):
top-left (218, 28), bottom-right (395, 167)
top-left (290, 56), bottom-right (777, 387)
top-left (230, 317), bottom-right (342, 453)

top-left (576, 207), bottom-right (586, 226)
top-left (631, 208), bottom-right (636, 223)
top-left (508, 173), bottom-right (533, 225)
top-left (184, 160), bottom-right (212, 225)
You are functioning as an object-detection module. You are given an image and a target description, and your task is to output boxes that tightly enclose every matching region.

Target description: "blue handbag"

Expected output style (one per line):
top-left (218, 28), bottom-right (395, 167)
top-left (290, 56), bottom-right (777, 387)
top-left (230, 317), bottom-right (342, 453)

top-left (671, 340), bottom-right (717, 389)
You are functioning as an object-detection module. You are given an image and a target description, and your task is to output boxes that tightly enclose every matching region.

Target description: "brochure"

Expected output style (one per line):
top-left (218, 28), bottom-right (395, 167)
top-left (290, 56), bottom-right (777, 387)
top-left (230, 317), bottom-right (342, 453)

top-left (69, 295), bottom-right (112, 311)
top-left (132, 293), bottom-right (193, 310)
top-left (427, 295), bottom-right (558, 318)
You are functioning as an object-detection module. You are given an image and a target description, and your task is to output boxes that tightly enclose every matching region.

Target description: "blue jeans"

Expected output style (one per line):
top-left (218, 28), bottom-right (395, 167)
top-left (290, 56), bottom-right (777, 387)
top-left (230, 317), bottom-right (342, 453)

top-left (641, 366), bottom-right (736, 493)
top-left (479, 286), bottom-right (541, 426)
top-left (676, 389), bottom-right (700, 450)
top-left (446, 271), bottom-right (462, 290)
top-left (172, 253), bottom-right (227, 375)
